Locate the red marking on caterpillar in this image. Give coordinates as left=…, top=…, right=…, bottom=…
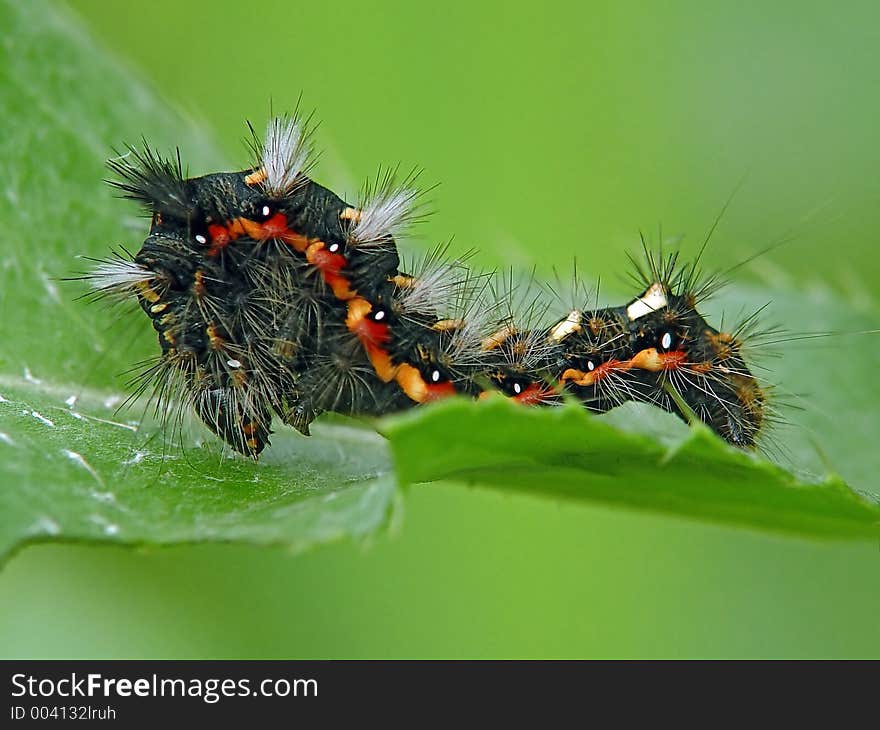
left=206, top=223, right=232, bottom=254
left=209, top=213, right=315, bottom=253
left=346, top=298, right=395, bottom=382
left=629, top=348, right=688, bottom=372
left=512, top=382, right=557, bottom=406
left=306, top=242, right=356, bottom=300
left=85, top=112, right=796, bottom=458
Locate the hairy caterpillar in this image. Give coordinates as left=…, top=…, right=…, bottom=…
left=83, top=114, right=770, bottom=458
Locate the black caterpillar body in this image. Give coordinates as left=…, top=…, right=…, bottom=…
left=85, top=115, right=766, bottom=457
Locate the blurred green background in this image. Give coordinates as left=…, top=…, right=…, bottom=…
left=1, top=0, right=879, bottom=657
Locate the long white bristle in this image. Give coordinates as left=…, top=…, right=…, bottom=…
left=397, top=253, right=470, bottom=316
left=261, top=115, right=312, bottom=196
left=348, top=170, right=423, bottom=245
left=89, top=260, right=154, bottom=292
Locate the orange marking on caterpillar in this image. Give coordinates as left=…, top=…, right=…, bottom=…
left=346, top=297, right=459, bottom=403
left=307, top=241, right=355, bottom=300
left=242, top=213, right=294, bottom=242
left=481, top=324, right=516, bottom=351
left=394, top=363, right=456, bottom=403
left=206, top=324, right=225, bottom=350
left=562, top=349, right=688, bottom=387
left=346, top=298, right=395, bottom=382
left=560, top=359, right=627, bottom=387
left=345, top=298, right=390, bottom=346
left=513, top=382, right=555, bottom=405
left=244, top=168, right=267, bottom=185
left=134, top=280, right=161, bottom=303
left=390, top=274, right=415, bottom=289
left=729, top=373, right=766, bottom=420
left=367, top=347, right=397, bottom=383
left=423, top=380, right=458, bottom=401
left=433, top=319, right=465, bottom=333
left=587, top=316, right=613, bottom=336
left=193, top=270, right=207, bottom=298
left=706, top=330, right=739, bottom=361
left=629, top=348, right=686, bottom=372
left=208, top=214, right=317, bottom=255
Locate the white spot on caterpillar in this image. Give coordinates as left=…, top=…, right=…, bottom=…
left=549, top=310, right=582, bottom=342
left=195, top=234, right=207, bottom=244
left=262, top=205, right=271, bottom=217
left=65, top=395, right=77, bottom=407
left=62, top=449, right=104, bottom=487
left=328, top=243, right=340, bottom=253
left=587, top=361, right=596, bottom=371
left=627, top=282, right=668, bottom=321
left=227, top=359, right=242, bottom=368
left=431, top=370, right=441, bottom=383
left=661, top=331, right=673, bottom=350
left=374, top=310, right=385, bottom=321
left=31, top=411, right=54, bottom=427
left=513, top=382, right=522, bottom=394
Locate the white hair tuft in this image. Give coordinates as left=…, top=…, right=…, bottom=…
left=258, top=115, right=315, bottom=196
left=89, top=259, right=155, bottom=293
left=347, top=168, right=426, bottom=246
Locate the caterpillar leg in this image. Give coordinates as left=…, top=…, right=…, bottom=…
left=194, top=387, right=273, bottom=457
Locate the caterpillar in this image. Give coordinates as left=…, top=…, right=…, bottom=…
left=82, top=113, right=769, bottom=458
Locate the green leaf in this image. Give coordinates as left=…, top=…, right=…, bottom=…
left=382, top=283, right=880, bottom=540
left=0, top=375, right=397, bottom=560
left=1, top=0, right=877, bottom=564
left=382, top=397, right=880, bottom=540
left=0, top=0, right=398, bottom=562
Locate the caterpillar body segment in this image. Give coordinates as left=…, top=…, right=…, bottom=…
left=88, top=115, right=769, bottom=455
